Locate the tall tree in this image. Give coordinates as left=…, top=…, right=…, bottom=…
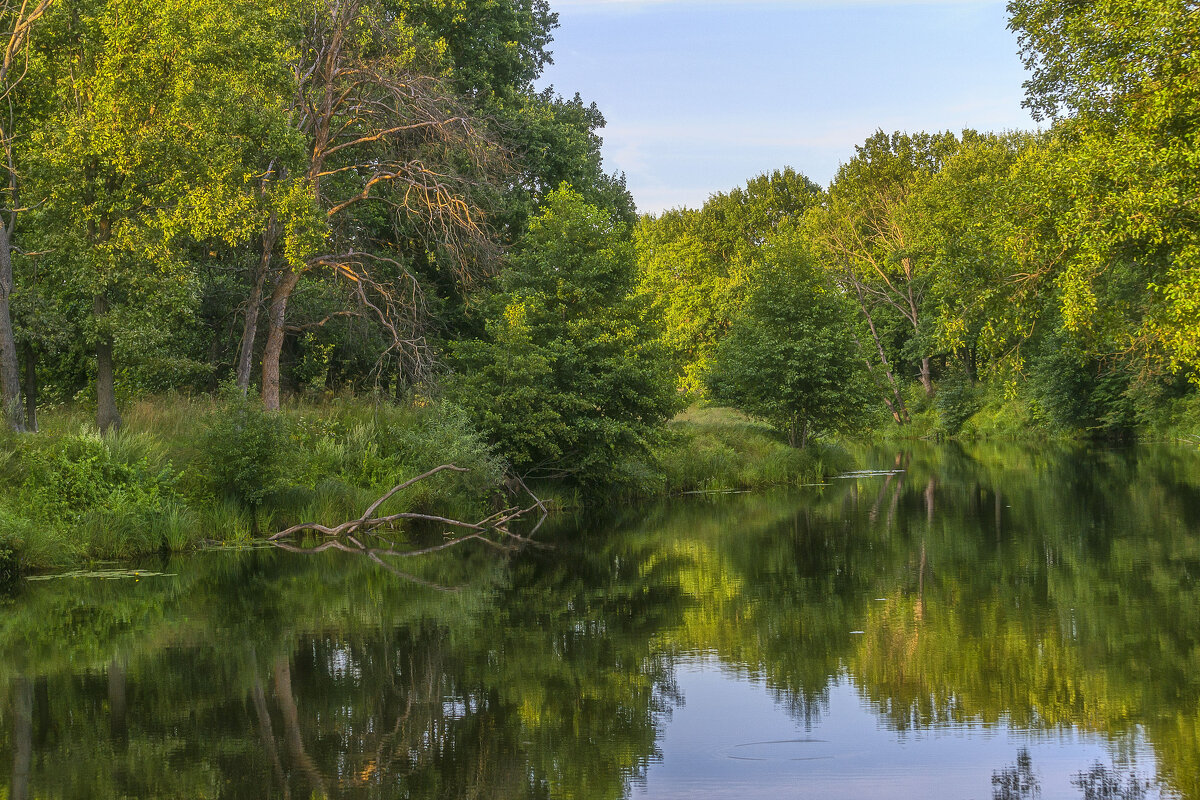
left=808, top=130, right=959, bottom=417
left=32, top=0, right=298, bottom=430
left=450, top=186, right=677, bottom=488
left=908, top=131, right=1042, bottom=380
left=706, top=227, right=868, bottom=448
left=1008, top=0, right=1200, bottom=377
left=0, top=0, right=54, bottom=432
left=255, top=0, right=502, bottom=410
left=635, top=168, right=821, bottom=395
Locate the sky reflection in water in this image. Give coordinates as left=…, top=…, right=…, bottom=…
left=1, top=441, right=1197, bottom=799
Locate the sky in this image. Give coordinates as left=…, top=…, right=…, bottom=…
left=535, top=0, right=1039, bottom=213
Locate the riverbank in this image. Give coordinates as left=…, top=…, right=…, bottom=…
left=0, top=398, right=854, bottom=573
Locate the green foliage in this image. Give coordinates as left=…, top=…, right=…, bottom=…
left=705, top=231, right=868, bottom=447
left=197, top=394, right=288, bottom=512
left=934, top=370, right=982, bottom=436
left=1027, top=333, right=1137, bottom=437
left=0, top=426, right=185, bottom=566
left=635, top=168, right=823, bottom=395
left=653, top=406, right=853, bottom=492
left=450, top=187, right=679, bottom=489
left=0, top=394, right=513, bottom=569
left=15, top=430, right=176, bottom=526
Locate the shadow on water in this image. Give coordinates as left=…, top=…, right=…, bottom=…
left=1, top=441, right=1199, bottom=798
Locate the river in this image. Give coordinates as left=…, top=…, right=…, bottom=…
left=2, top=441, right=1198, bottom=799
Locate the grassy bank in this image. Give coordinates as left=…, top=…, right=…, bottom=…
left=0, top=395, right=505, bottom=572
left=651, top=406, right=855, bottom=493
left=0, top=399, right=856, bottom=574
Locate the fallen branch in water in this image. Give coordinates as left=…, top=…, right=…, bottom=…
left=268, top=464, right=548, bottom=564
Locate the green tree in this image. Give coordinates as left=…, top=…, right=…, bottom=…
left=28, top=0, right=299, bottom=430
left=450, top=186, right=677, bottom=488
left=907, top=131, right=1042, bottom=380
left=705, top=229, right=868, bottom=448
left=808, top=130, right=960, bottom=419
left=1008, top=0, right=1200, bottom=380
left=0, top=0, right=53, bottom=433
left=635, top=168, right=822, bottom=395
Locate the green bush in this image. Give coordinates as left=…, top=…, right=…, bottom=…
left=449, top=187, right=679, bottom=492
left=197, top=397, right=288, bottom=513
left=936, top=371, right=982, bottom=436
left=17, top=430, right=176, bottom=525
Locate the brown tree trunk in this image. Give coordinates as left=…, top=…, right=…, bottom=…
left=273, top=657, right=327, bottom=796
left=237, top=214, right=278, bottom=395
left=851, top=283, right=909, bottom=425
left=920, top=356, right=933, bottom=398
left=94, top=293, right=121, bottom=433
left=10, top=676, right=32, bottom=800
left=22, top=341, right=35, bottom=432
left=252, top=676, right=290, bottom=799
left=262, top=270, right=300, bottom=411
left=0, top=223, right=23, bottom=433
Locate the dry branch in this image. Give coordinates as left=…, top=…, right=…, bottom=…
left=268, top=464, right=549, bottom=565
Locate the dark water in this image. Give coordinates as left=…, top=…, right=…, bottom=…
left=2, top=442, right=1200, bottom=799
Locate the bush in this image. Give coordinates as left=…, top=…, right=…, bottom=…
left=197, top=396, right=288, bottom=514
left=449, top=187, right=679, bottom=491
left=936, top=371, right=982, bottom=436
left=16, top=430, right=176, bottom=526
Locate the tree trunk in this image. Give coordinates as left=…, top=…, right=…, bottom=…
left=0, top=223, right=23, bottom=433
left=262, top=270, right=300, bottom=411
left=95, top=293, right=121, bottom=433
left=920, top=356, right=933, bottom=398
left=273, top=657, right=327, bottom=796
left=22, top=341, right=35, bottom=432
left=10, top=676, right=32, bottom=800
left=236, top=214, right=278, bottom=395
left=851, top=283, right=909, bottom=424
left=252, top=676, right=290, bottom=799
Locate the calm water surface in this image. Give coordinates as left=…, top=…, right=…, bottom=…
left=2, top=442, right=1199, bottom=799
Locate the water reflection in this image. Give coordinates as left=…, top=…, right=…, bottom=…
left=1, top=442, right=1198, bottom=798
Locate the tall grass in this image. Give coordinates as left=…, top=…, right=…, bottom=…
left=651, top=406, right=854, bottom=494
left=0, top=394, right=505, bottom=571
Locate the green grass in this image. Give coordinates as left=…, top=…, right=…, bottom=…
left=1, top=397, right=863, bottom=573
left=0, top=394, right=505, bottom=572
left=652, top=406, right=855, bottom=494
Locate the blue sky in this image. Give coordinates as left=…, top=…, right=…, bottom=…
left=535, top=0, right=1038, bottom=213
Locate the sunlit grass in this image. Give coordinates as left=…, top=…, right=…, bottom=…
left=654, top=405, right=854, bottom=493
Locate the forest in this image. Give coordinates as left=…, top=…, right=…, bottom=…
left=0, top=0, right=1198, bottom=570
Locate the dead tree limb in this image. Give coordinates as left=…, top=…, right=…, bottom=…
left=268, top=463, right=549, bottom=564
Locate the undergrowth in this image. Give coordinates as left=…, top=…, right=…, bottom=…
left=0, top=394, right=504, bottom=571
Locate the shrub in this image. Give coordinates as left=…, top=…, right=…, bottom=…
left=197, top=396, right=288, bottom=515
left=936, top=371, right=982, bottom=436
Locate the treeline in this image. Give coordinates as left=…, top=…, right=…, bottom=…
left=1, top=0, right=1197, bottom=502
left=638, top=0, right=1200, bottom=440
left=0, top=0, right=643, bottom=425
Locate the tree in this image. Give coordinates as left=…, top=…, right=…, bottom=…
left=907, top=131, right=1042, bottom=380
left=1008, top=0, right=1200, bottom=379
left=449, top=186, right=677, bottom=488
left=705, top=229, right=868, bottom=448
left=635, top=168, right=822, bottom=395
left=252, top=0, right=503, bottom=411
left=29, top=0, right=299, bottom=430
left=808, top=130, right=959, bottom=418
left=0, top=0, right=54, bottom=432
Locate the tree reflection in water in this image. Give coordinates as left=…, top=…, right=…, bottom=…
left=0, top=442, right=1198, bottom=799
